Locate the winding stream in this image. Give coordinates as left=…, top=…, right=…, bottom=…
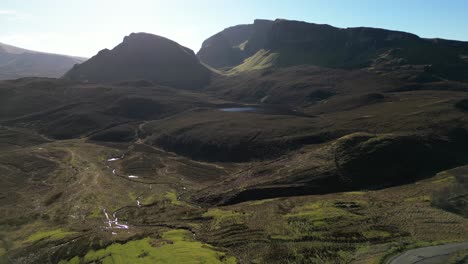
left=100, top=152, right=199, bottom=235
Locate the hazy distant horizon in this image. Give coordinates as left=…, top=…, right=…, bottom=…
left=1, top=0, right=468, bottom=57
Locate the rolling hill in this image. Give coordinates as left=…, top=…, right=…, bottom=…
left=0, top=42, right=86, bottom=80
left=64, top=33, right=212, bottom=89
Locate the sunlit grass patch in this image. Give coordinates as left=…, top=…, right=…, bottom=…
left=60, top=230, right=236, bottom=264
left=285, top=201, right=363, bottom=219
left=345, top=191, right=367, bottom=195
left=404, top=195, right=431, bottom=203
left=164, top=191, right=183, bottom=206
left=362, top=230, right=391, bottom=239
left=128, top=191, right=138, bottom=201
left=59, top=256, right=80, bottom=264
left=278, top=201, right=367, bottom=240
left=431, top=176, right=455, bottom=184
left=130, top=191, right=161, bottom=205
left=203, top=208, right=249, bottom=230
left=87, top=207, right=102, bottom=219
left=140, top=194, right=161, bottom=205
left=229, top=49, right=279, bottom=73
left=25, top=229, right=78, bottom=243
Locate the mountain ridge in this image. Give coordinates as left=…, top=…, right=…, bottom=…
left=198, top=19, right=468, bottom=82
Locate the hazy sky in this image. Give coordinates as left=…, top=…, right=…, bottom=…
left=1, top=0, right=467, bottom=57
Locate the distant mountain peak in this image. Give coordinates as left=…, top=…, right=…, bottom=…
left=0, top=42, right=86, bottom=80
left=63, top=32, right=211, bottom=89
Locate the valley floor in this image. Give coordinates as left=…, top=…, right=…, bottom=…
left=0, top=134, right=466, bottom=264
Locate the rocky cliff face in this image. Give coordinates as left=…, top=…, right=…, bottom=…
left=197, top=24, right=254, bottom=68
left=199, top=19, right=468, bottom=82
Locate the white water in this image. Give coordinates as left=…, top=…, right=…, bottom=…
left=107, top=154, right=125, bottom=162
left=102, top=209, right=129, bottom=230
left=108, top=155, right=141, bottom=180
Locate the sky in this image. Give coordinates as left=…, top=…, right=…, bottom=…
left=1, top=0, right=468, bottom=58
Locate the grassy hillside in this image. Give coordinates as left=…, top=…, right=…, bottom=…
left=0, top=135, right=466, bottom=263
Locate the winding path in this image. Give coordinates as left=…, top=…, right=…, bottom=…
left=386, top=242, right=468, bottom=264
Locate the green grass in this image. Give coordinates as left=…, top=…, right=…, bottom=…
left=285, top=201, right=361, bottom=220
left=229, top=49, right=279, bottom=73
left=60, top=230, right=236, bottom=264
left=25, top=229, right=78, bottom=243
left=59, top=256, right=80, bottom=264
left=362, top=230, right=392, bottom=239
left=404, top=195, right=431, bottom=202
left=278, top=201, right=366, bottom=240
left=345, top=191, right=367, bottom=195
left=87, top=207, right=103, bottom=219
left=164, top=191, right=183, bottom=206
left=203, top=208, right=248, bottom=230
left=431, top=175, right=455, bottom=184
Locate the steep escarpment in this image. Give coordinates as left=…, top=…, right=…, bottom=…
left=197, top=20, right=274, bottom=68
left=197, top=24, right=254, bottom=68
left=200, top=19, right=468, bottom=82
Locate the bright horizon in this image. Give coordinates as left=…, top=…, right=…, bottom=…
left=1, top=0, right=468, bottom=58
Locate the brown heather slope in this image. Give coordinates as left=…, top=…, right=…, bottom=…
left=204, top=65, right=405, bottom=105
left=0, top=78, right=225, bottom=140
